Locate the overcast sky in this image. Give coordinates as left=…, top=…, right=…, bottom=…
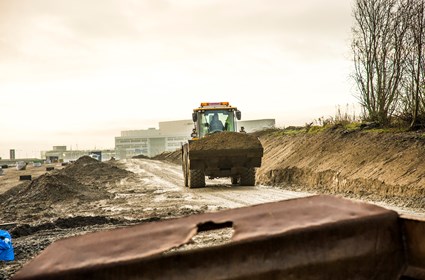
left=0, top=0, right=357, bottom=159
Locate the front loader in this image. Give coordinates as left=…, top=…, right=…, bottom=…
left=182, top=102, right=263, bottom=188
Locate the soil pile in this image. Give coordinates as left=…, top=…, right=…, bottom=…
left=256, top=127, right=425, bottom=209
left=190, top=132, right=262, bottom=151
left=62, top=156, right=133, bottom=186
left=2, top=173, right=107, bottom=205
left=132, top=154, right=149, bottom=159
left=0, top=173, right=111, bottom=223
left=152, top=150, right=181, bottom=165
left=151, top=133, right=262, bottom=163
left=0, top=158, right=137, bottom=280
left=0, top=156, right=134, bottom=223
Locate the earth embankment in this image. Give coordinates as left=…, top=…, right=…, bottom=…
left=256, top=127, right=425, bottom=209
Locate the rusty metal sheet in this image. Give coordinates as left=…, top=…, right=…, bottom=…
left=13, top=195, right=404, bottom=280
left=401, top=217, right=425, bottom=279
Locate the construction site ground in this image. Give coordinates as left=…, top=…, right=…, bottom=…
left=1, top=126, right=425, bottom=279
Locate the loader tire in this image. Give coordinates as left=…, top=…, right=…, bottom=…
left=231, top=177, right=239, bottom=185
left=188, top=169, right=205, bottom=188
left=182, top=154, right=188, bottom=187
left=239, top=168, right=255, bottom=186
left=183, top=157, right=189, bottom=187
left=182, top=144, right=189, bottom=187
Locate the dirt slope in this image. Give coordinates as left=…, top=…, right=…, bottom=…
left=256, top=127, right=425, bottom=209
left=152, top=149, right=181, bottom=165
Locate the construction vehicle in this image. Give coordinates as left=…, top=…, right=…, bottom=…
left=182, top=102, right=263, bottom=188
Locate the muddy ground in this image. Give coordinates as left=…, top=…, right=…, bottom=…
left=1, top=128, right=425, bottom=279
left=0, top=156, right=306, bottom=279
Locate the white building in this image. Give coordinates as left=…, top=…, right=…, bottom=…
left=115, top=118, right=275, bottom=159
left=115, top=120, right=193, bottom=159
left=41, top=146, right=116, bottom=162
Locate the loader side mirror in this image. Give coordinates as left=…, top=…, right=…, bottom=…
left=192, top=113, right=197, bottom=122
left=236, top=110, right=241, bottom=120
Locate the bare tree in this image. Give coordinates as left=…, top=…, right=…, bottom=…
left=403, top=0, right=425, bottom=129
left=352, top=0, right=409, bottom=125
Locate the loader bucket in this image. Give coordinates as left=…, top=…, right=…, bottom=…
left=186, top=132, right=263, bottom=178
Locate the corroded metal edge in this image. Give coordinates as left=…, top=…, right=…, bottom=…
left=13, top=195, right=408, bottom=280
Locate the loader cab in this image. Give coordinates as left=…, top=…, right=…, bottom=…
left=192, top=102, right=241, bottom=139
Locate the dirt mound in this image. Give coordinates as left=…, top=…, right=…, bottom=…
left=0, top=156, right=134, bottom=224
left=256, top=128, right=425, bottom=209
left=0, top=172, right=111, bottom=221
left=75, top=155, right=98, bottom=164
left=150, top=133, right=262, bottom=164
left=62, top=156, right=133, bottom=185
left=152, top=150, right=181, bottom=165
left=132, top=154, right=150, bottom=159
left=8, top=173, right=108, bottom=204
left=190, top=132, right=262, bottom=151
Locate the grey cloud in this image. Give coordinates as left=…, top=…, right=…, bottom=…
left=0, top=0, right=353, bottom=80
left=0, top=0, right=353, bottom=41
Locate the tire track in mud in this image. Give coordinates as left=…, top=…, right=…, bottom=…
left=194, top=186, right=309, bottom=209
left=123, top=159, right=425, bottom=218
left=123, top=159, right=311, bottom=211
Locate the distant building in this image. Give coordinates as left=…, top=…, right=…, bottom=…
left=52, top=146, right=66, bottom=152
left=40, top=146, right=116, bottom=162
left=41, top=119, right=275, bottom=161
left=115, top=118, right=275, bottom=159
left=9, top=149, right=15, bottom=160
left=115, top=120, right=193, bottom=159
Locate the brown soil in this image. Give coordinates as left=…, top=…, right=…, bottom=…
left=2, top=129, right=425, bottom=279
left=0, top=157, right=140, bottom=279
left=61, top=156, right=132, bottom=185
left=256, top=127, right=425, bottom=209
left=152, top=149, right=181, bottom=165
left=0, top=156, right=132, bottom=224
left=2, top=173, right=107, bottom=205
left=132, top=154, right=150, bottom=159
left=0, top=164, right=59, bottom=195
left=189, top=132, right=262, bottom=151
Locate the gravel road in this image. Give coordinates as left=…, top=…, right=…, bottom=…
left=124, top=158, right=311, bottom=209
